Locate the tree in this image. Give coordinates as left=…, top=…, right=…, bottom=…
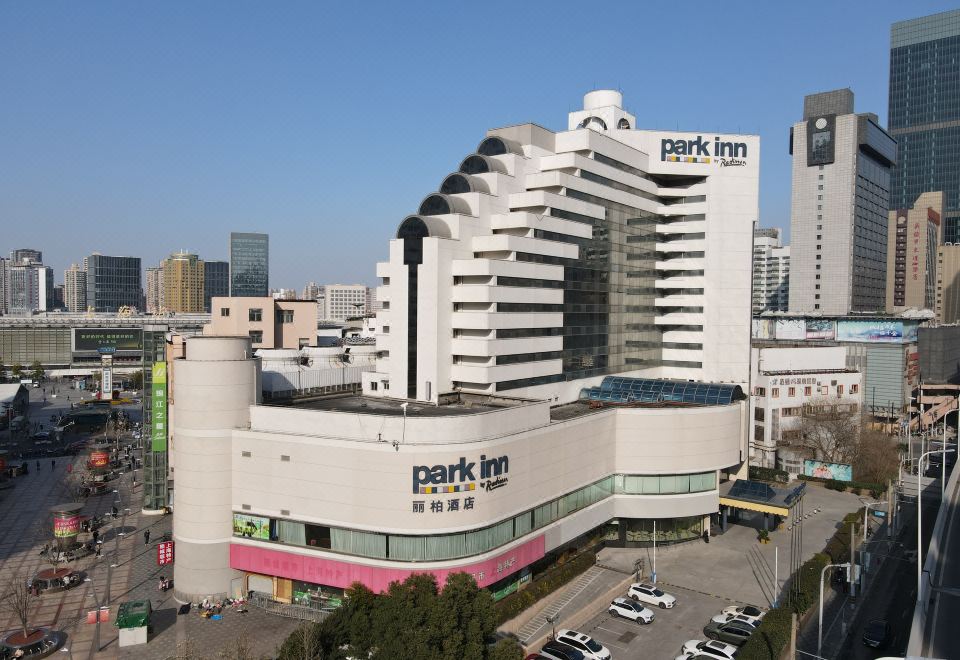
left=11, top=363, right=22, bottom=380
left=1, top=573, right=34, bottom=640
left=797, top=398, right=861, bottom=464
left=29, top=360, right=44, bottom=383
left=853, top=425, right=900, bottom=485
left=435, top=572, right=496, bottom=660
left=131, top=370, right=144, bottom=391
left=489, top=639, right=524, bottom=660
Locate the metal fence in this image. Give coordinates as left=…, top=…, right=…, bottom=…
left=249, top=593, right=333, bottom=623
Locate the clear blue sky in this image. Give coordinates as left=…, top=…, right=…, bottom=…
left=1, top=1, right=955, bottom=290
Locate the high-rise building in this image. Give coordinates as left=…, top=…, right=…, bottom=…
left=229, top=232, right=269, bottom=297
left=323, top=284, right=368, bottom=321
left=887, top=191, right=942, bottom=312
left=301, top=282, right=323, bottom=301
left=787, top=89, right=896, bottom=315
left=366, top=286, right=381, bottom=314
left=145, top=266, right=164, bottom=314
left=203, top=261, right=229, bottom=312
left=752, top=228, right=790, bottom=313
left=64, top=263, right=88, bottom=313
left=370, top=90, right=759, bottom=401
left=85, top=254, right=142, bottom=312
left=8, top=265, right=40, bottom=314
left=889, top=9, right=960, bottom=243
left=10, top=249, right=42, bottom=265
left=162, top=252, right=205, bottom=314
left=937, top=245, right=960, bottom=324
left=0, top=258, right=8, bottom=315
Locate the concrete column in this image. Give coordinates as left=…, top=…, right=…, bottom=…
left=172, top=336, right=259, bottom=602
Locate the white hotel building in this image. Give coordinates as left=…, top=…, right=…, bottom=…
left=170, top=91, right=761, bottom=604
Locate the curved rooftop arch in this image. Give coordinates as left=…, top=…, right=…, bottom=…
left=577, top=116, right=608, bottom=131
left=477, top=136, right=523, bottom=157
left=617, top=118, right=631, bottom=130
left=396, top=215, right=429, bottom=240
left=418, top=193, right=471, bottom=217
left=579, top=376, right=745, bottom=407
left=459, top=154, right=507, bottom=175
left=440, top=173, right=490, bottom=195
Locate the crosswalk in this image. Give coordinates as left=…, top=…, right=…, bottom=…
left=517, top=566, right=606, bottom=644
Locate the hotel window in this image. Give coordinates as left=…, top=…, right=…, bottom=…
left=851, top=384, right=859, bottom=394
left=788, top=387, right=795, bottom=396
left=249, top=330, right=263, bottom=343
left=771, top=388, right=779, bottom=398
left=755, top=387, right=766, bottom=396
left=249, top=308, right=263, bottom=322
left=220, top=308, right=230, bottom=317
left=804, top=386, right=812, bottom=396
left=279, top=310, right=294, bottom=323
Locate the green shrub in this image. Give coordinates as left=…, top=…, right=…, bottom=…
left=749, top=466, right=790, bottom=484
left=798, top=474, right=885, bottom=493
left=736, top=605, right=794, bottom=660
left=493, top=551, right=596, bottom=625
left=851, top=487, right=862, bottom=496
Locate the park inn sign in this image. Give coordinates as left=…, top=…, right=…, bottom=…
left=410, top=453, right=510, bottom=516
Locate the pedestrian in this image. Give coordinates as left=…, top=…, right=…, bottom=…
left=35, top=460, right=40, bottom=471
left=95, top=544, right=101, bottom=558
left=144, top=529, right=151, bottom=545
left=51, top=459, right=55, bottom=470
left=92, top=530, right=99, bottom=543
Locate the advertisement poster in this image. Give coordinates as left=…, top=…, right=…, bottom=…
left=836, top=320, right=904, bottom=343
left=775, top=319, right=805, bottom=340
left=90, top=451, right=110, bottom=468
left=54, top=515, right=81, bottom=538
left=152, top=362, right=167, bottom=453
left=233, top=513, right=271, bottom=540
left=805, top=319, right=835, bottom=340
left=803, top=460, right=853, bottom=482
left=752, top=319, right=774, bottom=340
left=73, top=328, right=143, bottom=352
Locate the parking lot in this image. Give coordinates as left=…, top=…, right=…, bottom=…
left=570, top=582, right=742, bottom=659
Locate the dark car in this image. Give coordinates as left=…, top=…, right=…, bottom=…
left=539, top=640, right=585, bottom=660
left=703, top=620, right=755, bottom=646
left=862, top=619, right=890, bottom=648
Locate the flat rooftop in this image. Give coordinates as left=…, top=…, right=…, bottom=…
left=270, top=393, right=522, bottom=417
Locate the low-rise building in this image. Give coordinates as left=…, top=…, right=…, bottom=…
left=206, top=297, right=318, bottom=349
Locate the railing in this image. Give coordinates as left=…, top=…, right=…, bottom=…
left=249, top=592, right=335, bottom=623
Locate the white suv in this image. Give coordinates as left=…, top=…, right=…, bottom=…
left=710, top=611, right=761, bottom=628
left=628, top=582, right=676, bottom=609
left=680, top=639, right=738, bottom=660
left=553, top=629, right=611, bottom=660
left=608, top=597, right=654, bottom=624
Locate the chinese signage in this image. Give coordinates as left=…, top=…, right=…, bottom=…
left=411, top=454, right=509, bottom=515
left=755, top=319, right=919, bottom=344
left=768, top=377, right=817, bottom=387
left=101, top=354, right=113, bottom=401
left=53, top=515, right=81, bottom=538
left=233, top=513, right=271, bottom=540
left=90, top=450, right=110, bottom=468
left=157, top=541, right=174, bottom=565
left=803, top=460, right=853, bottom=482
left=73, top=328, right=143, bottom=352
left=836, top=320, right=917, bottom=344
left=151, top=362, right=167, bottom=452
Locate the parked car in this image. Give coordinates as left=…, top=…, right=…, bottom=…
left=608, top=596, right=654, bottom=624
left=862, top=619, right=890, bottom=648
left=552, top=630, right=610, bottom=660
left=710, top=611, right=762, bottom=628
left=721, top=604, right=767, bottom=619
left=702, top=620, right=755, bottom=646
left=628, top=582, right=676, bottom=609
left=675, top=654, right=721, bottom=660
left=31, top=431, right=51, bottom=441
left=680, top=639, right=738, bottom=660
left=538, top=640, right=585, bottom=660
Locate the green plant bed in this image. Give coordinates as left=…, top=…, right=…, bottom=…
left=493, top=551, right=597, bottom=626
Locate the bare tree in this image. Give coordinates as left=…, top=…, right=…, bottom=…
left=218, top=631, right=253, bottom=660
left=853, top=425, right=900, bottom=485
left=1, top=573, right=34, bottom=640
left=798, top=397, right=861, bottom=464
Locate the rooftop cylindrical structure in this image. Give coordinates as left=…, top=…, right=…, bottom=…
left=584, top=89, right=622, bottom=110
left=172, top=336, right=260, bottom=602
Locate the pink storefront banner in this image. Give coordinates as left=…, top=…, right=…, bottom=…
left=230, top=534, right=545, bottom=592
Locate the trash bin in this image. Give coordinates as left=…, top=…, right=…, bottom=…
left=115, top=600, right=152, bottom=647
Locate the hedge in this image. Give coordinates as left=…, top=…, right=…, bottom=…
left=493, top=551, right=596, bottom=626
left=797, top=473, right=885, bottom=494
left=748, top=466, right=790, bottom=484
left=736, top=508, right=865, bottom=660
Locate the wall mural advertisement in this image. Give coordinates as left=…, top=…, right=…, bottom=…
left=805, top=319, right=835, bottom=340
left=803, top=460, right=853, bottom=482
left=233, top=513, right=271, bottom=540
left=775, top=319, right=805, bottom=340
left=836, top=320, right=909, bottom=343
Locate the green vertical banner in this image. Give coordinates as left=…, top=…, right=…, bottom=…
left=151, top=362, right=167, bottom=452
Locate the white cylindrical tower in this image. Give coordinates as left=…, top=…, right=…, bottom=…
left=583, top=89, right=623, bottom=110
left=172, top=336, right=260, bottom=602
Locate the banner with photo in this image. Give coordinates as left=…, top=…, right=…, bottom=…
left=233, top=513, right=271, bottom=540
left=805, top=319, right=835, bottom=340
left=836, top=320, right=904, bottom=343
left=803, top=460, right=853, bottom=482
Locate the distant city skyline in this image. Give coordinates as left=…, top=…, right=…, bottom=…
left=1, top=2, right=956, bottom=287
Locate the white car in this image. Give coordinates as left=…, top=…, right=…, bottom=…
left=608, top=596, right=654, bottom=623
left=710, top=611, right=761, bottom=628
left=681, top=639, right=738, bottom=660
left=722, top=604, right=767, bottom=619
left=628, top=582, right=676, bottom=609
left=553, top=629, right=611, bottom=660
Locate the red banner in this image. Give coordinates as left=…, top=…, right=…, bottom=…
left=157, top=541, right=174, bottom=566
left=90, top=451, right=110, bottom=468
left=54, top=515, right=81, bottom=538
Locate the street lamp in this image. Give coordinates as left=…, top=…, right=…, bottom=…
left=861, top=501, right=885, bottom=543
left=918, top=448, right=955, bottom=595
left=546, top=613, right=558, bottom=640
left=819, top=562, right=850, bottom=659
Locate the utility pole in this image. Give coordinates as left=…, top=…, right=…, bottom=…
left=850, top=521, right=856, bottom=598
left=790, top=612, right=797, bottom=659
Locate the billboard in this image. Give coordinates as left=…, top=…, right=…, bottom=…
left=90, top=450, right=110, bottom=468
left=157, top=541, right=174, bottom=566
left=803, top=460, right=853, bottom=482
left=53, top=515, right=81, bottom=538
left=775, top=319, right=805, bottom=340
left=151, top=362, right=167, bottom=453
left=73, top=329, right=143, bottom=352
left=752, top=319, right=774, bottom=340
left=836, top=320, right=907, bottom=344
left=805, top=319, right=835, bottom=340
left=233, top=513, right=271, bottom=540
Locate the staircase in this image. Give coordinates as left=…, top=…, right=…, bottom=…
left=516, top=566, right=605, bottom=644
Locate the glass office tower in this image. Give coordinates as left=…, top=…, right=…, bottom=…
left=889, top=9, right=960, bottom=242
left=203, top=260, right=229, bottom=312
left=229, top=233, right=269, bottom=297
left=85, top=254, right=142, bottom=312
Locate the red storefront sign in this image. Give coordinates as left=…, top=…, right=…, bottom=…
left=157, top=541, right=174, bottom=566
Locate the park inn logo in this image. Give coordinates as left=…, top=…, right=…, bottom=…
left=412, top=454, right=509, bottom=494
left=660, top=135, right=748, bottom=166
